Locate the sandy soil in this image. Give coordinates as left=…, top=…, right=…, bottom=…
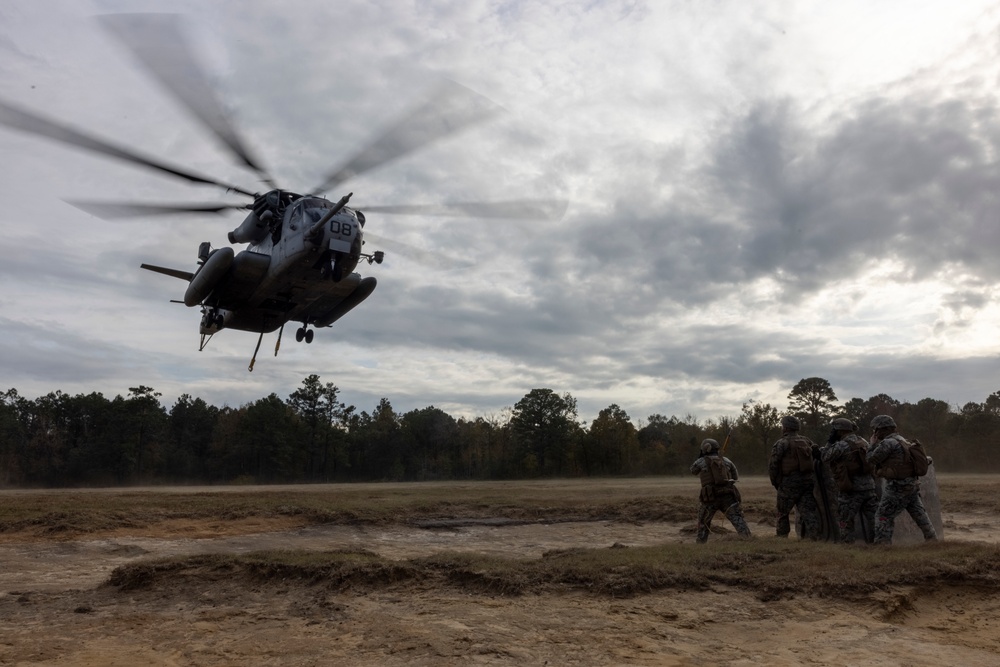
left=2, top=477, right=999, bottom=666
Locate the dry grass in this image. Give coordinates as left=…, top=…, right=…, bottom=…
left=0, top=473, right=986, bottom=536
left=8, top=474, right=999, bottom=601
left=935, top=475, right=1000, bottom=513
left=106, top=538, right=1000, bottom=600
left=0, top=477, right=705, bottom=537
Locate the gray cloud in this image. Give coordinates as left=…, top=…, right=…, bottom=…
left=2, top=1, right=999, bottom=424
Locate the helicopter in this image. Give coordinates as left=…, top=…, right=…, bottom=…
left=0, top=14, right=566, bottom=371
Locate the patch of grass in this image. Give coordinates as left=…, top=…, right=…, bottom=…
left=935, top=475, right=1000, bottom=513
left=0, top=479, right=714, bottom=536
left=0, top=473, right=991, bottom=537
left=107, top=549, right=420, bottom=592
left=105, top=538, right=1000, bottom=599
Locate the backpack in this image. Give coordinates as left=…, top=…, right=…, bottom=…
left=908, top=439, right=930, bottom=477
left=832, top=436, right=873, bottom=491
left=876, top=436, right=930, bottom=479
left=706, top=455, right=732, bottom=485
left=844, top=437, right=873, bottom=476
left=699, top=456, right=735, bottom=503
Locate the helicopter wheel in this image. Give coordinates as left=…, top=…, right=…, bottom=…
left=295, top=327, right=305, bottom=343
left=305, top=329, right=314, bottom=344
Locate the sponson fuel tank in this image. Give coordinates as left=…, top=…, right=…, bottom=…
left=184, top=247, right=234, bottom=307
left=313, top=277, right=377, bottom=327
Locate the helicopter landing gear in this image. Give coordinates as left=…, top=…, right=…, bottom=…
left=200, top=308, right=225, bottom=331
left=197, top=311, right=225, bottom=351
left=295, top=326, right=314, bottom=344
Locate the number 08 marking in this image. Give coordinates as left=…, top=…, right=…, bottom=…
left=329, top=220, right=353, bottom=236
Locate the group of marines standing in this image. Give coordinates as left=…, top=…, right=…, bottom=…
left=690, top=413, right=938, bottom=545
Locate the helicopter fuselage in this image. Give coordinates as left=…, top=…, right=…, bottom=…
left=160, top=192, right=378, bottom=338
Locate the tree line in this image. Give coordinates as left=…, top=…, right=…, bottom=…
left=1, top=375, right=998, bottom=487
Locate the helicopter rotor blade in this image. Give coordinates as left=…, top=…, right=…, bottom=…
left=311, top=80, right=503, bottom=195
left=142, top=263, right=194, bottom=281
left=99, top=14, right=276, bottom=189
left=363, top=231, right=472, bottom=271
left=357, top=199, right=569, bottom=220
left=0, top=99, right=257, bottom=197
left=65, top=200, right=249, bottom=219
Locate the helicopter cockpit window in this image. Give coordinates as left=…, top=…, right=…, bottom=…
left=287, top=198, right=333, bottom=232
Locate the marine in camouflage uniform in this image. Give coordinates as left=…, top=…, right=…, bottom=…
left=866, top=414, right=937, bottom=545
left=768, top=415, right=821, bottom=539
left=690, top=438, right=752, bottom=543
left=821, top=417, right=878, bottom=543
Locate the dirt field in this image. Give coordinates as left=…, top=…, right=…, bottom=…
left=2, top=475, right=999, bottom=666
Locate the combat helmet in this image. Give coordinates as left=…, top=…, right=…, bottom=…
left=780, top=415, right=801, bottom=431
left=870, top=414, right=897, bottom=431
left=830, top=417, right=857, bottom=432
left=700, top=438, right=720, bottom=455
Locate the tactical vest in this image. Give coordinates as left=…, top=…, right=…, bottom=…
left=780, top=436, right=815, bottom=475
left=875, top=435, right=915, bottom=479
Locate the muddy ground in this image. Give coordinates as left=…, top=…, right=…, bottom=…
left=2, top=476, right=999, bottom=666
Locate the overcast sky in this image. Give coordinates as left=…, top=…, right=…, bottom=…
left=1, top=0, right=999, bottom=425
